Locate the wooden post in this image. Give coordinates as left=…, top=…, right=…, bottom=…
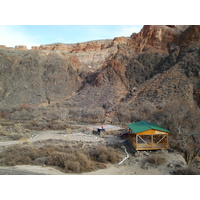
left=166, top=133, right=168, bottom=149
left=136, top=135, right=138, bottom=150
left=151, top=134, right=153, bottom=148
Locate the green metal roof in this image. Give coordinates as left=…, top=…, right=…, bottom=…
left=128, top=121, right=170, bottom=134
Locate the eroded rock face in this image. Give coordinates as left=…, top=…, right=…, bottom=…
left=179, top=25, right=200, bottom=46
left=112, top=36, right=129, bottom=45
left=0, top=25, right=200, bottom=122
left=31, top=39, right=119, bottom=75
left=0, top=45, right=28, bottom=50
left=0, top=45, right=7, bottom=49
left=15, top=45, right=28, bottom=50
left=31, top=40, right=114, bottom=52
left=131, top=25, right=189, bottom=53
left=82, top=25, right=200, bottom=110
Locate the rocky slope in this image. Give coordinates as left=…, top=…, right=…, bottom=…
left=0, top=36, right=130, bottom=106
left=83, top=25, right=200, bottom=109
left=0, top=50, right=82, bottom=106
left=0, top=25, right=200, bottom=123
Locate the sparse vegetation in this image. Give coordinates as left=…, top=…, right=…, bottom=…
left=143, top=155, right=166, bottom=167
left=89, top=146, right=121, bottom=164
left=69, top=107, right=105, bottom=123
left=151, top=100, right=200, bottom=165
left=0, top=111, right=7, bottom=119
left=115, top=101, right=157, bottom=124
left=0, top=143, right=121, bottom=173
left=172, top=167, right=200, bottom=175
left=0, top=123, right=31, bottom=140
left=19, top=103, right=32, bottom=111
left=47, top=151, right=97, bottom=173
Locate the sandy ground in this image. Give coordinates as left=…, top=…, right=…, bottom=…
left=81, top=164, right=164, bottom=175
left=0, top=165, right=65, bottom=175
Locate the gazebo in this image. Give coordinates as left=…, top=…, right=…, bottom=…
left=127, top=121, right=170, bottom=151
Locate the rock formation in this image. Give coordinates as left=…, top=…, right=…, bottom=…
left=15, top=45, right=28, bottom=50
left=130, top=25, right=189, bottom=53
left=0, top=25, right=199, bottom=123
left=31, top=40, right=113, bottom=52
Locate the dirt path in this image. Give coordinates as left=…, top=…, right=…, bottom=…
left=0, top=165, right=65, bottom=175
left=81, top=164, right=164, bottom=175
left=30, top=130, right=105, bottom=143
left=0, top=130, right=122, bottom=147
left=0, top=140, right=20, bottom=147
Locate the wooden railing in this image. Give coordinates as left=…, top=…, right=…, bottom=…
left=136, top=143, right=167, bottom=150
left=128, top=134, right=168, bottom=150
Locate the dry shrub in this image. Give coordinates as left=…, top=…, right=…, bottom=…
left=143, top=155, right=166, bottom=167
left=0, top=111, right=7, bottom=119
left=46, top=150, right=99, bottom=173
left=0, top=125, right=8, bottom=136
left=64, top=160, right=81, bottom=172
left=28, top=120, right=39, bottom=127
left=25, top=120, right=46, bottom=130
left=47, top=121, right=68, bottom=130
left=8, top=133, right=25, bottom=140
left=0, top=143, right=120, bottom=173
left=25, top=120, right=78, bottom=131
left=47, top=152, right=71, bottom=169
left=74, top=152, right=95, bottom=171
left=69, top=107, right=105, bottom=124
left=0, top=123, right=30, bottom=140
left=47, top=152, right=95, bottom=173
left=152, top=101, right=200, bottom=164
left=115, top=101, right=157, bottom=124
left=19, top=103, right=32, bottom=111
left=0, top=144, right=40, bottom=166
left=89, top=146, right=121, bottom=164
left=172, top=167, right=200, bottom=175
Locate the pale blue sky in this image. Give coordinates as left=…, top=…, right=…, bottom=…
left=0, top=25, right=143, bottom=49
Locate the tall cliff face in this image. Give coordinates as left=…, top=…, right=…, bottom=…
left=0, top=25, right=199, bottom=122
